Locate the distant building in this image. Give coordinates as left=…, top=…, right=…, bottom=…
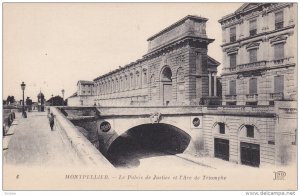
left=68, top=80, right=95, bottom=106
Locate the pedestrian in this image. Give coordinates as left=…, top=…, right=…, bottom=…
left=48, top=113, right=55, bottom=131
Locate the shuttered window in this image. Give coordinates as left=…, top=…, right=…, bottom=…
left=249, top=49, right=257, bottom=63
left=249, top=19, right=257, bottom=36
left=249, top=78, right=257, bottom=94
left=229, top=80, right=236, bottom=95
left=274, top=75, right=284, bottom=93
left=274, top=43, right=284, bottom=60
left=275, top=11, right=284, bottom=30
left=230, top=27, right=236, bottom=42
left=230, top=54, right=237, bottom=68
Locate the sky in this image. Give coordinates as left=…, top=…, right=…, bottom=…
left=3, top=3, right=243, bottom=101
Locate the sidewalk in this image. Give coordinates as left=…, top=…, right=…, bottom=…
left=3, top=111, right=82, bottom=167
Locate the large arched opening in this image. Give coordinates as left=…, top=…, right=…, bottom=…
left=106, top=123, right=191, bottom=168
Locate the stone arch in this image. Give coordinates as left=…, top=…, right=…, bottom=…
left=106, top=123, right=191, bottom=167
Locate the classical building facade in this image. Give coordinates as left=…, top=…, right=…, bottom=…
left=68, top=15, right=220, bottom=107
left=206, top=2, right=297, bottom=167
left=219, top=3, right=296, bottom=106
left=67, top=5, right=297, bottom=167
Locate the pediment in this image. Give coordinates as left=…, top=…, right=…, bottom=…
left=235, top=3, right=260, bottom=14
left=246, top=42, right=260, bottom=49
left=270, top=35, right=288, bottom=44
left=226, top=47, right=239, bottom=54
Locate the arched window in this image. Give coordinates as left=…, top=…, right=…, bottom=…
left=143, top=69, right=147, bottom=85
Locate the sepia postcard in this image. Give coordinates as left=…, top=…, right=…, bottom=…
left=2, top=2, right=297, bottom=191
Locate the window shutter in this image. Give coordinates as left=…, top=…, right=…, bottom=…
left=274, top=75, right=284, bottom=93
left=229, top=80, right=236, bottom=95
left=230, top=54, right=237, bottom=68
left=249, top=78, right=257, bottom=94
left=275, top=11, right=283, bottom=23
left=249, top=20, right=257, bottom=30
left=274, top=43, right=284, bottom=60
left=249, top=49, right=257, bottom=63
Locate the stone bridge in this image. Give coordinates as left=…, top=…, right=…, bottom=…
left=56, top=105, right=288, bottom=168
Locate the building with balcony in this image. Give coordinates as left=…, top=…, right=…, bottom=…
left=219, top=3, right=296, bottom=106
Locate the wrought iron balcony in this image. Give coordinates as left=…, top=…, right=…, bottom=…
left=270, top=92, right=284, bottom=100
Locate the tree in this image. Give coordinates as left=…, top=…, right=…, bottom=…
left=6, top=96, right=15, bottom=104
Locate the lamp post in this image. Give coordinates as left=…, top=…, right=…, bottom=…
left=20, top=82, right=26, bottom=117
left=51, top=94, right=54, bottom=106
left=61, top=89, right=65, bottom=106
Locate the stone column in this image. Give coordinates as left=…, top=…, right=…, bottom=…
left=208, top=72, right=211, bottom=97
left=213, top=73, right=217, bottom=96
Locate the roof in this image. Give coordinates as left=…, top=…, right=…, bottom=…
left=147, top=15, right=208, bottom=41
left=218, top=3, right=263, bottom=23
left=77, top=80, right=94, bottom=85
left=207, top=56, right=221, bottom=66
left=68, top=92, right=78, bottom=98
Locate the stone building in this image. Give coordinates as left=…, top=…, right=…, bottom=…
left=219, top=3, right=296, bottom=106
left=205, top=2, right=297, bottom=167
left=68, top=80, right=95, bottom=106
left=90, top=15, right=220, bottom=107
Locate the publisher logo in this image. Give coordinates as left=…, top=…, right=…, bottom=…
left=273, top=171, right=286, bottom=180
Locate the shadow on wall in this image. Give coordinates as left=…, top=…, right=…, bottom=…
left=106, top=123, right=191, bottom=168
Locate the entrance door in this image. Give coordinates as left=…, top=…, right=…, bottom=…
left=214, top=138, right=229, bottom=161
left=240, top=142, right=260, bottom=167
left=163, top=84, right=172, bottom=105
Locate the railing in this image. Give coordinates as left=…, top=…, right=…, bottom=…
left=224, top=95, right=237, bottom=100
left=223, top=57, right=295, bottom=74
left=272, top=57, right=294, bottom=65
left=270, top=92, right=284, bottom=100
left=246, top=94, right=258, bottom=100
left=237, top=61, right=267, bottom=72
left=206, top=105, right=275, bottom=113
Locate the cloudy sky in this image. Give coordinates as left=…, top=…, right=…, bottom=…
left=3, top=3, right=243, bottom=101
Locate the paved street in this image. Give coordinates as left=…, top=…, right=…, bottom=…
left=4, top=111, right=82, bottom=167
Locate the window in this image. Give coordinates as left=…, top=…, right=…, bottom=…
left=249, top=49, right=257, bottom=63
left=246, top=125, right=254, bottom=138
left=275, top=11, right=284, bottom=30
left=249, top=78, right=257, bottom=94
left=249, top=19, right=257, bottom=36
left=230, top=27, right=236, bottom=42
left=219, top=123, right=225, bottom=134
left=274, top=75, right=284, bottom=93
left=274, top=43, right=284, bottom=60
left=143, top=72, right=147, bottom=84
left=229, top=80, right=236, bottom=95
left=229, top=54, right=237, bottom=69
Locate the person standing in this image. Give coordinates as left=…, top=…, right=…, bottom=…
left=48, top=113, right=55, bottom=131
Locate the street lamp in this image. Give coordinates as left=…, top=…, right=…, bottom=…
left=20, top=82, right=26, bottom=118
left=61, top=89, right=65, bottom=106
left=51, top=94, right=54, bottom=106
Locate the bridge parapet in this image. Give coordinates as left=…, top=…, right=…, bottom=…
left=96, top=106, right=203, bottom=117
left=203, top=105, right=276, bottom=116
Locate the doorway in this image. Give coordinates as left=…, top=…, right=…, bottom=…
left=214, top=138, right=229, bottom=161
left=240, top=142, right=260, bottom=167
